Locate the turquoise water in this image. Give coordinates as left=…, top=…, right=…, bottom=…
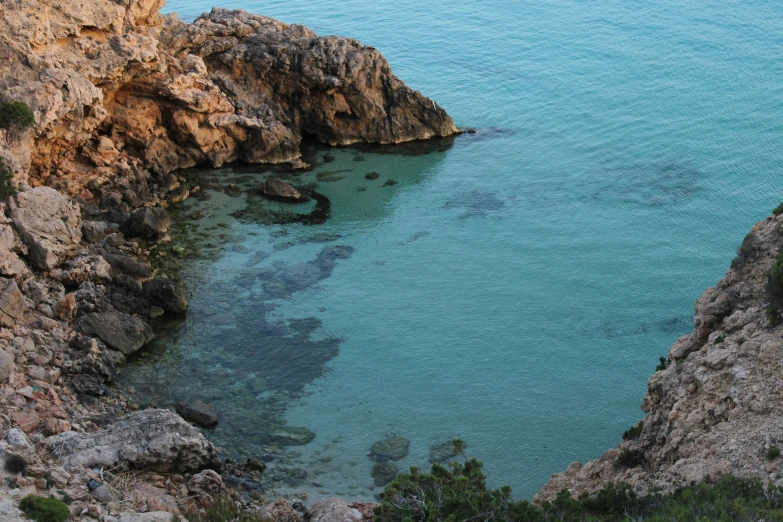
left=122, top=0, right=783, bottom=500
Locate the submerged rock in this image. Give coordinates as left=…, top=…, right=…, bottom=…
left=176, top=400, right=218, bottom=427
left=76, top=310, right=154, bottom=355
left=260, top=179, right=306, bottom=203
left=369, top=435, right=410, bottom=461
left=429, top=441, right=459, bottom=463
left=371, top=461, right=398, bottom=487
left=267, top=426, right=316, bottom=446
left=48, top=409, right=220, bottom=473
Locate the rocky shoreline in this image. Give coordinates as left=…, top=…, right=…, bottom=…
left=0, top=0, right=457, bottom=520
left=536, top=211, right=783, bottom=502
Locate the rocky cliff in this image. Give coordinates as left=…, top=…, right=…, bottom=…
left=1, top=0, right=457, bottom=193
left=536, top=211, right=783, bottom=501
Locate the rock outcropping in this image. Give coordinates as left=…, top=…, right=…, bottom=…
left=537, top=211, right=783, bottom=501
left=0, top=0, right=457, bottom=193
left=48, top=408, right=220, bottom=473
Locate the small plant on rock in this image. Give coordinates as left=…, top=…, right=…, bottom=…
left=622, top=422, right=644, bottom=441
left=0, top=157, right=16, bottom=201
left=18, top=495, right=69, bottom=522
left=655, top=356, right=669, bottom=372
left=768, top=445, right=781, bottom=460
left=769, top=307, right=780, bottom=328
left=768, top=249, right=783, bottom=306
left=4, top=453, right=27, bottom=474
left=0, top=101, right=34, bottom=143
left=774, top=202, right=783, bottom=216
left=714, top=334, right=726, bottom=344
left=738, top=337, right=746, bottom=346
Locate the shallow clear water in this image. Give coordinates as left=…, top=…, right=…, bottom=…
left=119, top=0, right=783, bottom=501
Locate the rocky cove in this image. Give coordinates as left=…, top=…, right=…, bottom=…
left=1, top=0, right=783, bottom=521
left=0, top=0, right=458, bottom=519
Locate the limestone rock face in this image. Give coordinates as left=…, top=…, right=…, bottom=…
left=76, top=310, right=154, bottom=355
left=0, top=277, right=26, bottom=327
left=536, top=211, right=783, bottom=501
left=8, top=188, right=81, bottom=270
left=259, top=500, right=303, bottom=522
left=47, top=408, right=220, bottom=473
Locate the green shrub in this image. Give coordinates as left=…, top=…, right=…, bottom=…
left=173, top=498, right=267, bottom=522
left=615, top=448, right=643, bottom=469
left=655, top=356, right=668, bottom=372
left=4, top=453, right=27, bottom=474
left=775, top=202, right=783, bottom=216
left=0, top=157, right=15, bottom=201
left=622, top=422, right=644, bottom=441
left=714, top=334, right=726, bottom=344
left=738, top=337, right=746, bottom=346
left=5, top=477, right=18, bottom=489
left=769, top=306, right=780, bottom=328
left=769, top=446, right=781, bottom=460
left=768, top=249, right=783, bottom=305
left=0, top=101, right=34, bottom=142
left=18, top=495, right=69, bottom=522
left=731, top=233, right=754, bottom=269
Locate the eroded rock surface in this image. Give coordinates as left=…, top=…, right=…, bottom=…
left=48, top=408, right=220, bottom=473
left=76, top=310, right=154, bottom=355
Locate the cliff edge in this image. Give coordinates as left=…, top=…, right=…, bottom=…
left=537, top=210, right=783, bottom=501
left=1, top=0, right=458, bottom=192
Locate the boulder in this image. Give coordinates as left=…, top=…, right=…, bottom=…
left=259, top=500, right=303, bottom=522
left=47, top=409, right=220, bottom=473
left=0, top=224, right=29, bottom=278
left=122, top=207, right=171, bottom=239
left=176, top=400, right=218, bottom=427
left=143, top=277, right=188, bottom=313
left=309, top=498, right=364, bottom=522
left=76, top=310, right=154, bottom=355
left=260, top=179, right=306, bottom=202
left=0, top=277, right=26, bottom=327
left=187, top=469, right=224, bottom=502
left=8, top=187, right=81, bottom=270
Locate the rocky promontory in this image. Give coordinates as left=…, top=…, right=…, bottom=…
left=0, top=0, right=457, bottom=519
left=536, top=210, right=783, bottom=501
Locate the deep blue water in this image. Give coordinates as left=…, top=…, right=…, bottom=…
left=121, top=0, right=783, bottom=501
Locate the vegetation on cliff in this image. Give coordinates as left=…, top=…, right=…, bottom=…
left=374, top=442, right=783, bottom=521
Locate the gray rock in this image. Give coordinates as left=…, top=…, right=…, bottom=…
left=309, top=498, right=363, bottom=522
left=369, top=435, right=410, bottom=462
left=82, top=220, right=109, bottom=243
left=116, top=514, right=176, bottom=522
left=8, top=187, right=81, bottom=270
left=76, top=310, right=154, bottom=355
left=7, top=428, right=31, bottom=448
left=92, top=484, right=119, bottom=504
left=143, top=277, right=188, bottom=313
left=0, top=224, right=29, bottom=278
left=47, top=409, right=220, bottom=473
left=122, top=207, right=171, bottom=239
left=0, top=277, right=26, bottom=327
left=176, top=400, right=218, bottom=427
